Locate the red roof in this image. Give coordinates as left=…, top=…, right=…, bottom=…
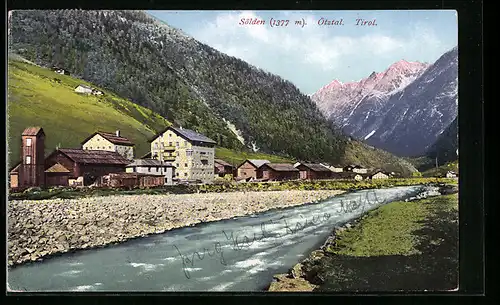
left=57, top=149, right=131, bottom=165
left=22, top=127, right=44, bottom=136
left=81, top=131, right=134, bottom=146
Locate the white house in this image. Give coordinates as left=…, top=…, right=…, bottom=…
left=329, top=164, right=344, bottom=172
left=53, top=67, right=70, bottom=75
left=446, top=171, right=457, bottom=178
left=81, top=130, right=135, bottom=160
left=75, top=84, right=94, bottom=94
left=352, top=165, right=368, bottom=174
left=370, top=171, right=389, bottom=180
left=126, top=159, right=176, bottom=185
left=149, top=126, right=216, bottom=183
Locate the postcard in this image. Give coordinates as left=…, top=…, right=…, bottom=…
left=7, top=9, right=458, bottom=292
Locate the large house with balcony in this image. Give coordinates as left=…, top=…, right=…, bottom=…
left=149, top=126, right=216, bottom=183
left=81, top=130, right=135, bottom=160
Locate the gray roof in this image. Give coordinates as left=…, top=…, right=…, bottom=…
left=171, top=127, right=216, bottom=144
left=127, top=159, right=175, bottom=167
left=298, top=163, right=332, bottom=172
left=77, top=84, right=93, bottom=90
left=149, top=126, right=216, bottom=144
left=261, top=163, right=299, bottom=172
left=247, top=159, right=270, bottom=168
left=214, top=159, right=233, bottom=167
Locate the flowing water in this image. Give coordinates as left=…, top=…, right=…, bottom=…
left=8, top=185, right=436, bottom=292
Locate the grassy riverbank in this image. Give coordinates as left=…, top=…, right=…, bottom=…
left=9, top=178, right=457, bottom=201
left=297, top=193, right=459, bottom=292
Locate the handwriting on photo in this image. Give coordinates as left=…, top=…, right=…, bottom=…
left=172, top=190, right=383, bottom=279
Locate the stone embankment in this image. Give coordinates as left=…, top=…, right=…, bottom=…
left=8, top=190, right=344, bottom=267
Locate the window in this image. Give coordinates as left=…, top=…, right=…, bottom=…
left=109, top=146, right=111, bottom=149
left=184, top=163, right=188, bottom=167
left=176, top=163, right=179, bottom=168
left=169, top=142, right=172, bottom=146
left=97, top=138, right=100, bottom=141
left=187, top=150, right=193, bottom=156
left=26, top=156, right=31, bottom=164
left=169, top=133, right=172, bottom=137
left=148, top=167, right=151, bottom=172
left=184, top=173, right=188, bottom=177
left=26, top=138, right=32, bottom=147
left=176, top=173, right=179, bottom=177
left=176, top=142, right=179, bottom=147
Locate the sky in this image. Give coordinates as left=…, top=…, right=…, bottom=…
left=147, top=10, right=458, bottom=95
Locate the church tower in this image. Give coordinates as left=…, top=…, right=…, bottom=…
left=18, top=127, right=45, bottom=187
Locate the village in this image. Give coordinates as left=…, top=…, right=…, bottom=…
left=8, top=123, right=424, bottom=191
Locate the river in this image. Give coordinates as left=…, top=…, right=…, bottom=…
left=7, top=185, right=434, bottom=292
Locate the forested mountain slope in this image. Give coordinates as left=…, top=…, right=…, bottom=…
left=8, top=9, right=417, bottom=175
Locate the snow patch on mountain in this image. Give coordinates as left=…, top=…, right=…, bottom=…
left=223, top=118, right=246, bottom=145
left=364, top=130, right=376, bottom=140
left=312, top=47, right=458, bottom=157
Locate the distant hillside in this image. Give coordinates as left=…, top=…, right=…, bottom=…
left=341, top=140, right=418, bottom=175
left=8, top=10, right=419, bottom=176
left=426, top=116, right=458, bottom=165
left=7, top=59, right=171, bottom=167
left=9, top=9, right=345, bottom=163
left=7, top=59, right=296, bottom=168
left=421, top=160, right=458, bottom=178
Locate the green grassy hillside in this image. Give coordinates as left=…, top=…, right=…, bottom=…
left=7, top=59, right=172, bottom=167
left=215, top=147, right=294, bottom=167
left=7, top=59, right=294, bottom=168
left=421, top=160, right=458, bottom=178
left=341, top=141, right=418, bottom=177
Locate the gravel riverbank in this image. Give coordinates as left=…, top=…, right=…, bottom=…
left=8, top=190, right=344, bottom=267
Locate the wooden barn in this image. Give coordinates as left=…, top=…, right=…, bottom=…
left=257, top=163, right=299, bottom=181
left=44, top=163, right=71, bottom=187
left=44, top=148, right=131, bottom=186
left=295, top=163, right=333, bottom=180
left=237, top=159, right=270, bottom=179
left=214, top=159, right=235, bottom=177
left=97, top=172, right=165, bottom=188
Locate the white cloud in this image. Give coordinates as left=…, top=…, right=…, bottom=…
left=189, top=11, right=451, bottom=93
left=194, top=11, right=439, bottom=69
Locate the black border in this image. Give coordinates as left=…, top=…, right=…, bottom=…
left=4, top=0, right=485, bottom=303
